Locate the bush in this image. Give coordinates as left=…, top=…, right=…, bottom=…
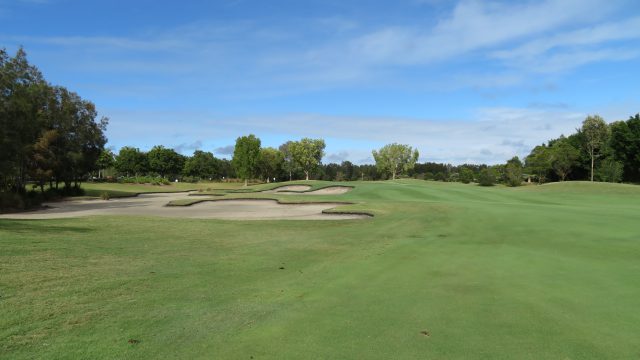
left=100, top=192, right=110, bottom=200
left=180, top=176, right=199, bottom=183
left=434, top=172, right=447, bottom=181
left=478, top=168, right=496, bottom=186
left=596, top=158, right=624, bottom=183
left=119, top=176, right=170, bottom=185
left=0, top=192, right=26, bottom=210
left=459, top=168, right=474, bottom=184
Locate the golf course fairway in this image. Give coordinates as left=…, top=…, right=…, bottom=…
left=1, top=180, right=639, bottom=359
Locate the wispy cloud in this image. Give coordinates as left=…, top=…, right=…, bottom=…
left=4, top=0, right=637, bottom=95
left=214, top=145, right=235, bottom=156
left=104, top=106, right=593, bottom=165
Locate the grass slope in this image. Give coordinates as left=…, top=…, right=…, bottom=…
left=2, top=180, right=639, bottom=359
left=79, top=181, right=242, bottom=198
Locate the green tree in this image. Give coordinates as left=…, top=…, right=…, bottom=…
left=147, top=145, right=184, bottom=179
left=96, top=149, right=115, bottom=179
left=372, top=143, right=419, bottom=180
left=183, top=150, right=220, bottom=180
left=279, top=141, right=297, bottom=181
left=0, top=47, right=48, bottom=192
left=115, top=147, right=147, bottom=177
left=478, top=168, right=496, bottom=186
left=257, top=147, right=284, bottom=182
left=458, top=167, right=474, bottom=184
left=550, top=137, right=580, bottom=181
left=580, top=115, right=609, bottom=182
left=504, top=156, right=523, bottom=187
left=29, top=130, right=60, bottom=192
left=291, top=138, right=326, bottom=181
left=525, top=145, right=551, bottom=183
left=595, top=157, right=624, bottom=183
left=232, top=134, right=261, bottom=186
left=609, top=114, right=640, bottom=182
left=0, top=47, right=107, bottom=200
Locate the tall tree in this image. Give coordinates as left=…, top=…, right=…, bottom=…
left=504, top=156, right=524, bottom=187
left=372, top=143, right=419, bottom=180
left=580, top=115, right=609, bottom=182
left=115, top=147, right=147, bottom=177
left=183, top=150, right=220, bottom=180
left=29, top=130, right=60, bottom=192
left=232, top=134, right=261, bottom=186
left=550, top=137, right=580, bottom=181
left=291, top=138, right=326, bottom=181
left=525, top=145, right=552, bottom=183
left=96, top=149, right=115, bottom=179
left=257, top=147, right=284, bottom=182
left=609, top=114, right=640, bottom=182
left=279, top=141, right=296, bottom=181
left=147, top=145, right=184, bottom=179
left=1, top=48, right=107, bottom=193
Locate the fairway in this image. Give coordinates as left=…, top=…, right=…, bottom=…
left=2, top=180, right=640, bottom=359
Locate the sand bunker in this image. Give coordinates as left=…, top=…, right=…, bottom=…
left=0, top=192, right=367, bottom=220
left=263, top=185, right=352, bottom=195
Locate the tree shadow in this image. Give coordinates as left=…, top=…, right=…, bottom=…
left=0, top=220, right=95, bottom=234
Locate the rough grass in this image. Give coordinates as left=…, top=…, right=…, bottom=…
left=2, top=180, right=640, bottom=359
left=79, top=182, right=243, bottom=198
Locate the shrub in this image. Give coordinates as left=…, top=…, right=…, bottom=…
left=596, top=158, right=624, bottom=183
left=478, top=168, right=496, bottom=186
left=504, top=156, right=523, bottom=187
left=434, top=172, right=447, bottom=181
left=100, top=192, right=110, bottom=200
left=119, top=176, right=170, bottom=185
left=459, top=168, right=474, bottom=184
left=0, top=192, right=25, bottom=210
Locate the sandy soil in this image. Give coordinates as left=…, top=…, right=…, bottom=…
left=264, top=185, right=352, bottom=195
left=0, top=192, right=367, bottom=220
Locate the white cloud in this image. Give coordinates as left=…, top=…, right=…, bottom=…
left=3, top=0, right=637, bottom=93
left=104, top=106, right=595, bottom=165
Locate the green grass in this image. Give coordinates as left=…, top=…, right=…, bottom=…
left=2, top=180, right=640, bottom=359
left=79, top=181, right=243, bottom=198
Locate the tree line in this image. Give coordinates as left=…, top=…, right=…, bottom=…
left=102, top=112, right=640, bottom=188
left=3, top=48, right=639, bottom=211
left=523, top=114, right=640, bottom=184
left=1, top=48, right=107, bottom=208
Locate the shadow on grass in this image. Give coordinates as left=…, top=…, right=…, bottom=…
left=0, top=220, right=95, bottom=234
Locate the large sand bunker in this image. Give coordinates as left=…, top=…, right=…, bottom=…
left=0, top=192, right=368, bottom=220
left=263, top=185, right=352, bottom=195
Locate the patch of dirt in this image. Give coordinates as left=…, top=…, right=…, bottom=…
left=128, top=339, right=140, bottom=344
left=420, top=330, right=430, bottom=337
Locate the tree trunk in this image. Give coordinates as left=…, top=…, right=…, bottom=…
left=392, top=170, right=396, bottom=180
left=590, top=148, right=595, bottom=182
left=289, top=171, right=292, bottom=181
left=244, top=179, right=248, bottom=187
left=305, top=171, right=309, bottom=181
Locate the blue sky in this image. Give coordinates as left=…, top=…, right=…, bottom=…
left=2, top=0, right=640, bottom=164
